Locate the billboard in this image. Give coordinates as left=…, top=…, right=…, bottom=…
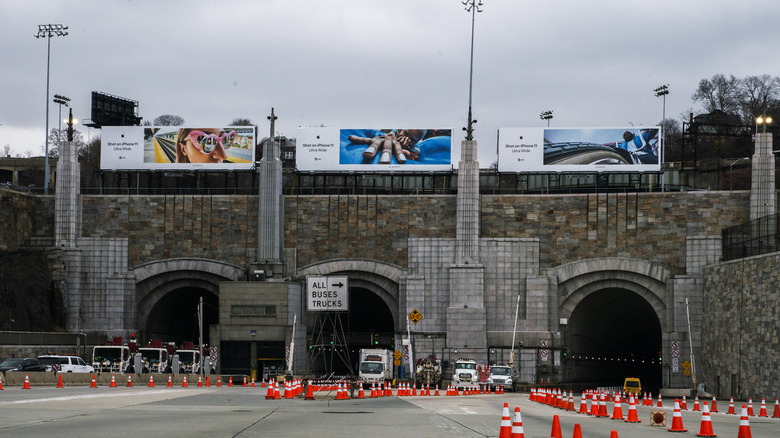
left=101, top=126, right=256, bottom=170
left=297, top=127, right=453, bottom=171
left=498, top=127, right=661, bottom=172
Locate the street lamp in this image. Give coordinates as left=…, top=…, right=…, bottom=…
left=756, top=116, right=772, bottom=134
left=462, top=0, right=482, bottom=141
left=35, top=24, right=69, bottom=195
left=53, top=94, right=70, bottom=152
left=729, top=157, right=749, bottom=191
left=540, top=110, right=553, bottom=127
left=654, top=84, right=669, bottom=191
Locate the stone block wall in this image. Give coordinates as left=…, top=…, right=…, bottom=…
left=702, top=253, right=780, bottom=399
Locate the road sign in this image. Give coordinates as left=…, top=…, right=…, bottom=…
left=672, top=341, right=680, bottom=349
left=209, top=347, right=217, bottom=361
left=540, top=349, right=548, bottom=362
left=408, top=309, right=423, bottom=324
left=394, top=359, right=401, bottom=366
left=541, top=340, right=548, bottom=348
left=306, top=276, right=349, bottom=311
left=681, top=360, right=691, bottom=370
left=393, top=350, right=402, bottom=359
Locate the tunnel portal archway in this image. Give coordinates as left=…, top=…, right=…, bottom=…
left=145, top=287, right=218, bottom=346
left=565, top=288, right=662, bottom=391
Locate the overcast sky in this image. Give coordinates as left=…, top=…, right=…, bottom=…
left=3, top=0, right=780, bottom=166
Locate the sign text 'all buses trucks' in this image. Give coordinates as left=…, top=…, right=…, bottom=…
left=307, top=276, right=349, bottom=311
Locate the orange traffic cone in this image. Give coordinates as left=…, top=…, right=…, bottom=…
left=305, top=380, right=316, bottom=400
left=250, top=378, right=255, bottom=388
left=758, top=398, right=768, bottom=417
left=243, top=376, right=247, bottom=387
left=498, top=403, right=512, bottom=438
left=127, top=375, right=133, bottom=387
left=369, top=381, right=377, bottom=398
left=148, top=375, right=155, bottom=387
left=217, top=376, right=222, bottom=387
left=198, top=376, right=203, bottom=387
left=57, top=373, right=64, bottom=388
left=668, top=399, right=688, bottom=432
left=511, top=407, right=525, bottom=438
left=737, top=404, right=752, bottom=438
left=90, top=374, right=98, bottom=388
left=435, top=385, right=440, bottom=396
left=681, top=395, right=688, bottom=410
left=625, top=394, right=641, bottom=423
left=265, top=381, right=275, bottom=399
left=727, top=397, right=736, bottom=414
left=228, top=376, right=233, bottom=387
left=710, top=396, right=718, bottom=413
left=261, top=378, right=266, bottom=388
left=693, top=395, right=700, bottom=411
left=611, top=394, right=624, bottom=420
left=747, top=398, right=754, bottom=416
left=572, top=423, right=582, bottom=438
left=658, top=393, right=663, bottom=407
left=23, top=374, right=30, bottom=389
left=695, top=401, right=716, bottom=437
left=609, top=431, right=618, bottom=438
left=274, top=382, right=280, bottom=399
left=589, top=392, right=600, bottom=416
left=597, top=392, right=609, bottom=417
left=578, top=393, right=588, bottom=414
left=550, top=414, right=562, bottom=438
left=167, top=375, right=173, bottom=387
left=773, top=399, right=780, bottom=418
left=182, top=376, right=188, bottom=387
left=206, top=376, right=210, bottom=387
left=110, top=374, right=117, bottom=388
left=357, top=383, right=365, bottom=399
left=0, top=375, right=4, bottom=390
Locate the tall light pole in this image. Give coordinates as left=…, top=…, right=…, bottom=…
left=756, top=116, right=772, bottom=134
left=35, top=24, right=68, bottom=195
left=540, top=110, right=553, bottom=127
left=462, top=0, right=482, bottom=141
left=654, top=84, right=669, bottom=191
left=53, top=94, right=70, bottom=152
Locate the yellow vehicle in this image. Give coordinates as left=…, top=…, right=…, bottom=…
left=623, top=377, right=641, bottom=395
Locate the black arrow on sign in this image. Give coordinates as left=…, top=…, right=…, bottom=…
left=332, top=282, right=344, bottom=288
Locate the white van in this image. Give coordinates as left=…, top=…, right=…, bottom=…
left=38, top=355, right=95, bottom=373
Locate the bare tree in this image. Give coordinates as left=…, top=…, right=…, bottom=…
left=229, top=118, right=254, bottom=126
left=46, top=128, right=86, bottom=158
left=153, top=114, right=185, bottom=126
left=1, top=144, right=10, bottom=157
left=739, top=74, right=780, bottom=121
left=692, top=74, right=742, bottom=115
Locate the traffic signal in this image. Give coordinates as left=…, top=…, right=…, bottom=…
left=329, top=333, right=335, bottom=345
left=658, top=351, right=662, bottom=362
left=373, top=334, right=379, bottom=345
left=562, top=347, right=567, bottom=357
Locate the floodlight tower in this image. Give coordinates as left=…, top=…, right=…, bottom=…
left=540, top=110, right=553, bottom=127
left=35, top=24, right=69, bottom=194
left=462, top=0, right=482, bottom=140
left=53, top=94, right=70, bottom=150
left=654, top=84, right=669, bottom=191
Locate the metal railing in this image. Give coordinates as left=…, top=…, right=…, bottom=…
left=722, top=214, right=780, bottom=261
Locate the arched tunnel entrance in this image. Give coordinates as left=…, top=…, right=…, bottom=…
left=307, top=286, right=395, bottom=376
left=564, top=288, right=662, bottom=392
left=145, top=287, right=219, bottom=346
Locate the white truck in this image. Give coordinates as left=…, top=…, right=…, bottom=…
left=92, top=345, right=132, bottom=373
left=450, top=358, right=479, bottom=388
left=138, top=346, right=171, bottom=373
left=358, top=348, right=393, bottom=387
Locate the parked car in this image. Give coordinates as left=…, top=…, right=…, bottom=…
left=37, top=355, right=95, bottom=373
left=0, top=358, right=47, bottom=372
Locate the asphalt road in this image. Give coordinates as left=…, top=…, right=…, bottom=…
left=0, top=386, right=777, bottom=437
